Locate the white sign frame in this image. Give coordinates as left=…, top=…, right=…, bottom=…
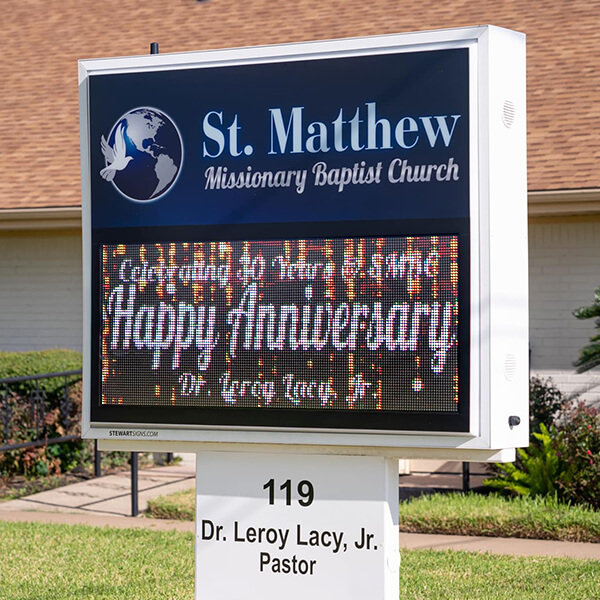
left=81, top=25, right=528, bottom=460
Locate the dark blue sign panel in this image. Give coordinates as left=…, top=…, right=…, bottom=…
left=88, top=46, right=470, bottom=432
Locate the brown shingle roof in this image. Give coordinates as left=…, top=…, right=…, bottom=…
left=1, top=0, right=599, bottom=210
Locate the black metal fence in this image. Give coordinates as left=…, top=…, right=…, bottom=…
left=0, top=370, right=82, bottom=453
left=0, top=369, right=143, bottom=516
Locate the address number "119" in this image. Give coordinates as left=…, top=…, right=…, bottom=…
left=263, top=479, right=314, bottom=507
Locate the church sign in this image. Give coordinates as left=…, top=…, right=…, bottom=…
left=80, top=26, right=528, bottom=458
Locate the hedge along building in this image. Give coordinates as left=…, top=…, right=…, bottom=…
left=0, top=0, right=599, bottom=404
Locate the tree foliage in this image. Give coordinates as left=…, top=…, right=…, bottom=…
left=573, top=286, right=600, bottom=373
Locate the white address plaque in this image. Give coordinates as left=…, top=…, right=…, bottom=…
left=195, top=452, right=399, bottom=599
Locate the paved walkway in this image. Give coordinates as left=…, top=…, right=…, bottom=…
left=1, top=456, right=599, bottom=560
left=0, top=453, right=195, bottom=517
left=399, top=532, right=600, bottom=560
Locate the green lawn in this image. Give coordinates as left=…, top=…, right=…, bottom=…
left=398, top=549, right=600, bottom=599
left=146, top=488, right=195, bottom=521
left=0, top=521, right=194, bottom=600
left=398, top=492, right=600, bottom=542
left=0, top=521, right=599, bottom=600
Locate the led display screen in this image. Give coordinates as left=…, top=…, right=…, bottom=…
left=101, top=235, right=459, bottom=414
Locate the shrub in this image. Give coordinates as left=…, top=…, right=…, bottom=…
left=0, top=380, right=84, bottom=478
left=0, top=349, right=82, bottom=400
left=484, top=424, right=567, bottom=498
left=0, top=349, right=82, bottom=378
left=529, top=376, right=569, bottom=434
left=0, top=350, right=83, bottom=478
left=555, top=401, right=600, bottom=510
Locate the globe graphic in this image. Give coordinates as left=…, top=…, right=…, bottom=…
left=105, top=108, right=183, bottom=202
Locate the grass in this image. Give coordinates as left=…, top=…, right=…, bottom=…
left=0, top=521, right=194, bottom=600
left=146, top=488, right=600, bottom=543
left=146, top=488, right=195, bottom=521
left=398, top=549, right=600, bottom=599
left=398, top=492, right=600, bottom=543
left=0, top=521, right=599, bottom=599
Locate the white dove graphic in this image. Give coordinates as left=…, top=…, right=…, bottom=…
left=100, top=123, right=133, bottom=181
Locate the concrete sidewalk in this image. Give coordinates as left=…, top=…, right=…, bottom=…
left=0, top=453, right=195, bottom=517
left=399, top=532, right=600, bottom=560
left=1, top=455, right=599, bottom=561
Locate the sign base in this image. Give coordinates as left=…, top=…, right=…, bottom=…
left=195, top=451, right=399, bottom=599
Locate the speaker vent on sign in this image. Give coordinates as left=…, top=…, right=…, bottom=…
left=502, top=100, right=516, bottom=128
left=504, top=354, right=517, bottom=381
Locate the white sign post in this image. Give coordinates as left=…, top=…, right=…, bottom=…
left=195, top=451, right=399, bottom=600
